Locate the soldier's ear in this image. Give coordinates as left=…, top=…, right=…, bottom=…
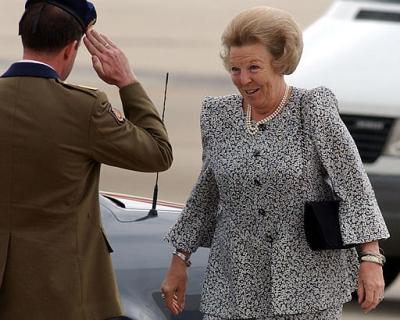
left=74, top=39, right=81, bottom=50
left=63, top=40, right=79, bottom=60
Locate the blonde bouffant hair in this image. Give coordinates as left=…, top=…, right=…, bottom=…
left=221, top=6, right=303, bottom=75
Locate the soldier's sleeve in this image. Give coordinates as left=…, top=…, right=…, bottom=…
left=89, top=82, right=173, bottom=172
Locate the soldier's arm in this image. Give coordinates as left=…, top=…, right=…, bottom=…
left=89, top=85, right=172, bottom=172
left=84, top=29, right=172, bottom=171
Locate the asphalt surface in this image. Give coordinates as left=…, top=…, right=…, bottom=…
left=1, top=1, right=399, bottom=318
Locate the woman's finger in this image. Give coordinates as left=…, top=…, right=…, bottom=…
left=358, top=261, right=385, bottom=313
left=357, top=281, right=365, bottom=305
left=372, top=290, right=380, bottom=309
left=175, top=287, right=186, bottom=312
left=163, top=290, right=179, bottom=315
left=361, top=285, right=375, bottom=313
left=173, top=294, right=185, bottom=314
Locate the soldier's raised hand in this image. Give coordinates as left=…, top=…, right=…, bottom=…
left=83, top=29, right=137, bottom=88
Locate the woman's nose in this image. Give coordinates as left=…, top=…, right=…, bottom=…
left=240, top=70, right=251, bottom=85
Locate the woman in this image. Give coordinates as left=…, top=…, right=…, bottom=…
left=161, top=6, right=389, bottom=320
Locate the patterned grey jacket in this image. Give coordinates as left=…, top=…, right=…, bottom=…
left=166, top=87, right=389, bottom=318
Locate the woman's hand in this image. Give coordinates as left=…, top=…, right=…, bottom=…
left=83, top=29, right=137, bottom=88
left=357, top=261, right=385, bottom=313
left=161, top=255, right=188, bottom=315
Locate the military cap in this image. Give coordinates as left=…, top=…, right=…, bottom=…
left=23, top=0, right=97, bottom=31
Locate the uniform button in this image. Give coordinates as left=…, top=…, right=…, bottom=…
left=258, top=123, right=267, bottom=131
left=253, top=149, right=261, bottom=157
left=254, top=179, right=262, bottom=186
left=258, top=209, right=266, bottom=216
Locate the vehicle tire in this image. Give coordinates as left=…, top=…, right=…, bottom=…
left=383, top=257, right=400, bottom=288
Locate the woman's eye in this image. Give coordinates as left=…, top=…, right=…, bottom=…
left=249, top=65, right=260, bottom=72
left=230, top=67, right=240, bottom=75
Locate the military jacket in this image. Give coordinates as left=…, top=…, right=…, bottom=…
left=0, top=62, right=172, bottom=319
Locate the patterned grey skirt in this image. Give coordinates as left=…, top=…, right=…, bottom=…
left=203, top=305, right=343, bottom=320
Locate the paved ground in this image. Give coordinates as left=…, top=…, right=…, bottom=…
left=1, top=1, right=399, bottom=318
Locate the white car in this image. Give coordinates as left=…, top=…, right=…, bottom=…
left=289, top=0, right=400, bottom=286
left=100, top=192, right=209, bottom=320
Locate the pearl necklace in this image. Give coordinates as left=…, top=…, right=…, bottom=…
left=245, top=84, right=290, bottom=136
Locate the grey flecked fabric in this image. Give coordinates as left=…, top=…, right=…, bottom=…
left=203, top=304, right=342, bottom=320
left=165, top=86, right=389, bottom=318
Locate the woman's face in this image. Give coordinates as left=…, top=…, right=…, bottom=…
left=229, top=42, right=283, bottom=111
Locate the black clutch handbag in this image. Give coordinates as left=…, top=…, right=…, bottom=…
left=304, top=200, right=354, bottom=250
left=299, top=92, right=356, bottom=251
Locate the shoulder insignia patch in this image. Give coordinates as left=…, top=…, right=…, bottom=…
left=108, top=105, right=126, bottom=125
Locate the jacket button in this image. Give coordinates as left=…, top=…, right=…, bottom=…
left=253, top=149, right=260, bottom=157
left=254, top=179, right=262, bottom=186
left=258, top=123, right=267, bottom=131
left=258, top=209, right=266, bottom=216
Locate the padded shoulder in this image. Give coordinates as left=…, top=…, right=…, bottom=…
left=201, top=94, right=241, bottom=115
left=202, top=95, right=221, bottom=111
left=201, top=94, right=240, bottom=125
left=200, top=94, right=242, bottom=147
left=300, top=86, right=341, bottom=137
left=305, top=86, right=338, bottom=112
left=202, top=94, right=239, bottom=107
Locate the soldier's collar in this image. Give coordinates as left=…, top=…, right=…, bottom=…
left=1, top=61, right=60, bottom=79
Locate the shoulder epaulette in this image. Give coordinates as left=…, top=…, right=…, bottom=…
left=56, top=79, right=99, bottom=97
left=74, top=84, right=98, bottom=91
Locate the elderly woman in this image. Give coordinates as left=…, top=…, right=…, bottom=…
left=161, top=6, right=389, bottom=320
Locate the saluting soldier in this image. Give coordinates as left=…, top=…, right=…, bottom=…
left=0, top=0, right=172, bottom=319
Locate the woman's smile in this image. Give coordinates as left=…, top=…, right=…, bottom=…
left=244, top=88, right=259, bottom=95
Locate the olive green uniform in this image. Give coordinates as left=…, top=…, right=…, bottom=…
left=0, top=64, right=172, bottom=319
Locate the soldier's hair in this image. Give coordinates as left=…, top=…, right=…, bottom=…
left=19, top=3, right=84, bottom=53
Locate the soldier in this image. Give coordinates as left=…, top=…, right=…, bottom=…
left=0, top=0, right=172, bottom=319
